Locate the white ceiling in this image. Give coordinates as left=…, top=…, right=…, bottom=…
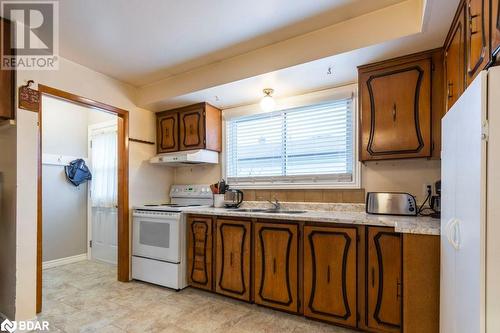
left=147, top=0, right=459, bottom=111
left=59, top=0, right=406, bottom=86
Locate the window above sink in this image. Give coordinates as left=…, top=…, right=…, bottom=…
left=223, top=84, right=360, bottom=189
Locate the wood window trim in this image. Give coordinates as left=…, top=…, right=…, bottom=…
left=36, top=84, right=130, bottom=313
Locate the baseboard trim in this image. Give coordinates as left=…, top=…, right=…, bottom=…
left=42, top=253, right=88, bottom=270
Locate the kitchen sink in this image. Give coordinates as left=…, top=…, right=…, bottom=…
left=225, top=208, right=268, bottom=212
left=264, top=209, right=307, bottom=214
left=226, top=208, right=306, bottom=214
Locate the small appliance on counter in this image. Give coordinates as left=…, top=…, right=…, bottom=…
left=366, top=192, right=417, bottom=216
left=224, top=188, right=244, bottom=208
left=430, top=180, right=441, bottom=218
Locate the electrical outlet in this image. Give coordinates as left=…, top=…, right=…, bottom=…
left=423, top=183, right=433, bottom=198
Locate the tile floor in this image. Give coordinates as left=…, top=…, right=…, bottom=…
left=40, top=260, right=357, bottom=333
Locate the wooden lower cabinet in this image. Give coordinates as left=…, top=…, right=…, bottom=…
left=215, top=218, right=251, bottom=301
left=303, top=226, right=357, bottom=327
left=402, top=234, right=440, bottom=333
left=366, top=227, right=402, bottom=333
left=186, top=216, right=439, bottom=333
left=187, top=216, right=213, bottom=290
left=254, top=222, right=299, bottom=313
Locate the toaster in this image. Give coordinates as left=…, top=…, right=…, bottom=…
left=366, top=192, right=417, bottom=216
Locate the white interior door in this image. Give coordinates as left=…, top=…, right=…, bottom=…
left=441, top=98, right=458, bottom=333
left=88, top=121, right=118, bottom=265
left=92, top=207, right=118, bottom=264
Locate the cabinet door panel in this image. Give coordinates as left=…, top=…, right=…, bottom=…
left=367, top=227, right=402, bottom=333
left=180, top=108, right=205, bottom=150
left=445, top=3, right=466, bottom=111
left=304, top=226, right=357, bottom=327
left=360, top=59, right=431, bottom=160
left=157, top=112, right=178, bottom=153
left=215, top=219, right=251, bottom=301
left=0, top=18, right=14, bottom=120
left=254, top=222, right=299, bottom=313
left=187, top=216, right=213, bottom=290
left=466, top=0, right=490, bottom=84
left=493, top=0, right=500, bottom=58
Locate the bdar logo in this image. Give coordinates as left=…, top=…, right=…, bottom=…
left=0, top=318, right=16, bottom=333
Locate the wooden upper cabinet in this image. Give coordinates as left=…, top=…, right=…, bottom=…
left=187, top=216, right=213, bottom=291
left=445, top=3, right=466, bottom=111
left=179, top=103, right=221, bottom=152
left=493, top=0, right=500, bottom=59
left=215, top=218, right=251, bottom=301
left=180, top=106, right=205, bottom=150
left=156, top=102, right=222, bottom=154
left=466, top=0, right=490, bottom=84
left=303, top=226, right=357, bottom=327
left=254, top=222, right=299, bottom=313
left=0, top=18, right=15, bottom=120
left=359, top=56, right=432, bottom=161
left=156, top=111, right=179, bottom=153
left=366, top=227, right=402, bottom=333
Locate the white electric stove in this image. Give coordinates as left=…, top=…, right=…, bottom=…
left=132, top=185, right=212, bottom=290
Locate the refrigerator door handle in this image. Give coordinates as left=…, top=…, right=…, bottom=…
left=445, top=218, right=455, bottom=246
left=450, top=219, right=461, bottom=250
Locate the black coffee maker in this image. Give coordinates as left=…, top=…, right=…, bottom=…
left=430, top=180, right=441, bottom=218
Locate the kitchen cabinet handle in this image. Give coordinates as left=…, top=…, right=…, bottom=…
left=392, top=103, right=397, bottom=122
left=327, top=265, right=331, bottom=284
left=371, top=267, right=375, bottom=288
left=447, top=82, right=454, bottom=99
left=230, top=252, right=233, bottom=267
left=396, top=280, right=402, bottom=299
left=273, top=258, right=276, bottom=274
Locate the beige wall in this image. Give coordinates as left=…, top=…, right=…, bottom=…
left=14, top=57, right=175, bottom=321
left=0, top=124, right=17, bottom=319
left=173, top=159, right=440, bottom=204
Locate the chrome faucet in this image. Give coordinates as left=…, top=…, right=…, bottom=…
left=266, top=197, right=281, bottom=210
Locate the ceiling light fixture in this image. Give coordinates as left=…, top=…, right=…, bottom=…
left=260, top=88, right=276, bottom=112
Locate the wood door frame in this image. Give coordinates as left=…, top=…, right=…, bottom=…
left=36, top=85, right=130, bottom=313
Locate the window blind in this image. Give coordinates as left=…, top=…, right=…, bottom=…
left=225, top=98, right=355, bottom=185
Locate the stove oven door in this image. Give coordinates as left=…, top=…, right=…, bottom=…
left=132, top=211, right=180, bottom=263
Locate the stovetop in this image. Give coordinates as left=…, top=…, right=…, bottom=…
left=134, top=203, right=205, bottom=212
left=135, top=184, right=214, bottom=212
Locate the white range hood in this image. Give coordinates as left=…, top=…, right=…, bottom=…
left=150, top=149, right=219, bottom=166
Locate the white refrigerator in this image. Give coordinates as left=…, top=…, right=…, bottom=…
left=441, top=66, right=500, bottom=333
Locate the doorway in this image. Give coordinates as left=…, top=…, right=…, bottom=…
left=36, top=85, right=129, bottom=313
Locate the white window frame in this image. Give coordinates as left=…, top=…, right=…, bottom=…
left=221, top=84, right=361, bottom=189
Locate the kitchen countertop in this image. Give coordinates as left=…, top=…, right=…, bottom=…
left=182, top=202, right=440, bottom=236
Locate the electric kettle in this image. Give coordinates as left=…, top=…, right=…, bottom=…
left=224, top=189, right=244, bottom=208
